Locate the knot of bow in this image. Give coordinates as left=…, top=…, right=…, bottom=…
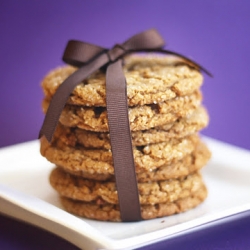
left=39, top=28, right=211, bottom=222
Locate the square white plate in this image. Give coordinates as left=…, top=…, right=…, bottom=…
left=0, top=137, right=250, bottom=250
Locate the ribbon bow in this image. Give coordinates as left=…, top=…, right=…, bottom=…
left=39, top=28, right=211, bottom=222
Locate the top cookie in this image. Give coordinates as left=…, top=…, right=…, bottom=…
left=41, top=55, right=203, bottom=107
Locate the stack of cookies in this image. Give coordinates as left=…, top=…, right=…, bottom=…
left=40, top=55, right=211, bottom=221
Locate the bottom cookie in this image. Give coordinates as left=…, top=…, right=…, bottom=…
left=60, top=185, right=207, bottom=221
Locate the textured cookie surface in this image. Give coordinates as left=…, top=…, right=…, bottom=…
left=52, top=106, right=208, bottom=149
left=58, top=140, right=211, bottom=182
left=50, top=168, right=204, bottom=205
left=40, top=134, right=200, bottom=175
left=42, top=90, right=202, bottom=132
left=60, top=185, right=207, bottom=221
left=41, top=55, right=203, bottom=107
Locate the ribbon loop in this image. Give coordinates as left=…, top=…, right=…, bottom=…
left=123, top=28, right=165, bottom=50
left=63, top=40, right=106, bottom=67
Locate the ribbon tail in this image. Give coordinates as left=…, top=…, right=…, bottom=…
left=160, top=49, right=213, bottom=77
left=127, top=48, right=213, bottom=77
left=106, top=60, right=142, bottom=221
left=63, top=40, right=106, bottom=67
left=39, top=53, right=108, bottom=142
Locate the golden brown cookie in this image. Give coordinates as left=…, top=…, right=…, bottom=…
left=60, top=185, right=207, bottom=221
left=50, top=167, right=204, bottom=205
left=40, top=134, right=200, bottom=175
left=41, top=55, right=203, bottom=107
left=57, top=140, right=211, bottom=182
left=42, top=90, right=202, bottom=132
left=52, top=106, right=208, bottom=149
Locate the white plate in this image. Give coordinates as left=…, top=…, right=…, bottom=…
left=0, top=137, right=250, bottom=250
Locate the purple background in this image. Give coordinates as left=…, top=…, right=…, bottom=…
left=1, top=0, right=250, bottom=149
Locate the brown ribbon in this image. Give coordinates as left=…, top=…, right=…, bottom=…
left=39, top=28, right=211, bottom=222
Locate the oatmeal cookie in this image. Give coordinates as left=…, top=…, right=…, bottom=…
left=60, top=185, right=207, bottom=221
left=41, top=134, right=200, bottom=175
left=50, top=167, right=204, bottom=205
left=52, top=106, right=208, bottom=149
left=57, top=140, right=211, bottom=182
left=41, top=55, right=203, bottom=107
left=42, top=91, right=202, bottom=132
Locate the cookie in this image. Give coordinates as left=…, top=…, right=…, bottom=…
left=52, top=106, right=208, bottom=149
left=40, top=134, right=200, bottom=175
left=41, top=55, right=203, bottom=107
left=50, top=167, right=204, bottom=205
left=42, top=90, right=202, bottom=132
left=57, top=139, right=211, bottom=182
left=60, top=185, right=207, bottom=221
left=136, top=141, right=211, bottom=182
